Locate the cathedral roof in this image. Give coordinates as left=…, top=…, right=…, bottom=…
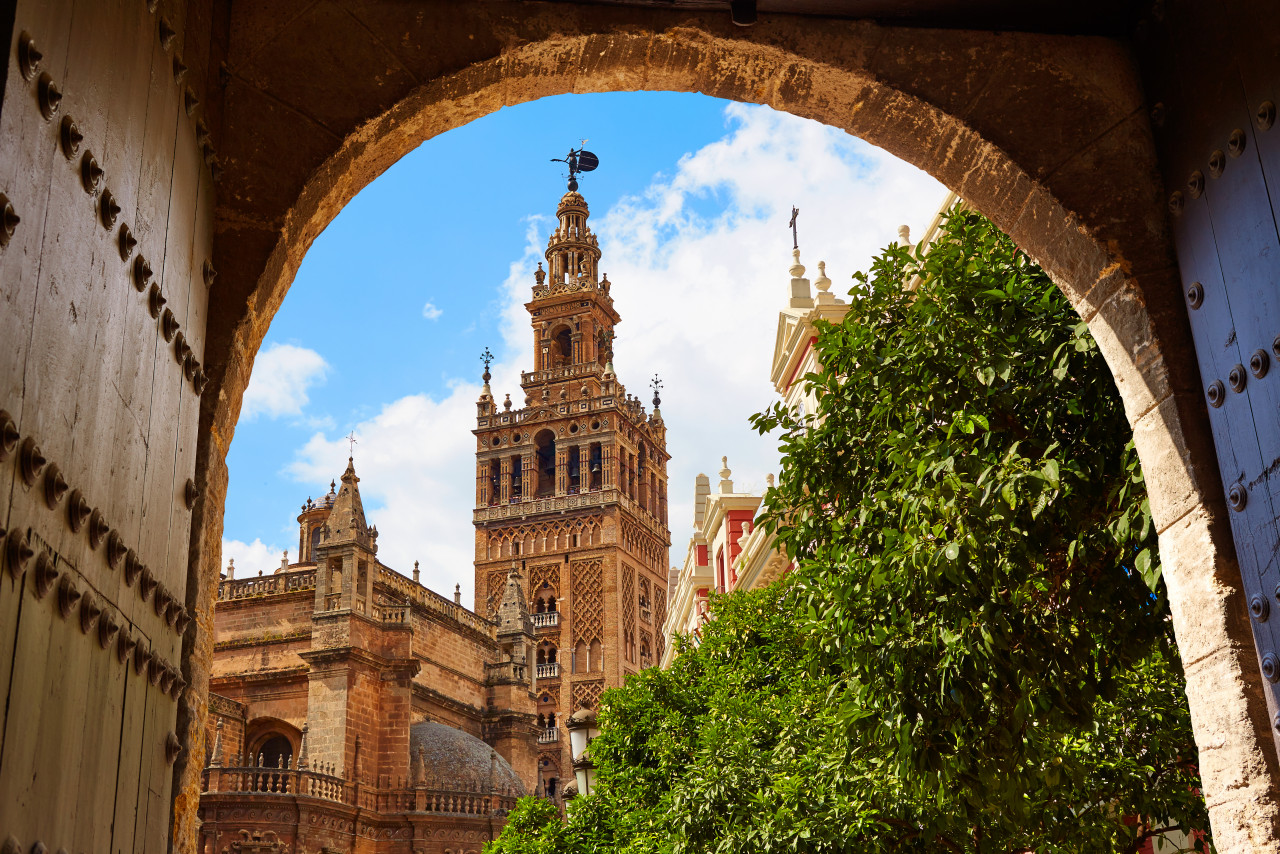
left=408, top=721, right=525, bottom=795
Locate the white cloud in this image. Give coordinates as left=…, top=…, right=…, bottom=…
left=279, top=103, right=946, bottom=609
left=287, top=382, right=490, bottom=603
left=241, top=343, right=329, bottom=421
left=221, top=537, right=290, bottom=578
left=594, top=103, right=947, bottom=542
left=422, top=301, right=443, bottom=320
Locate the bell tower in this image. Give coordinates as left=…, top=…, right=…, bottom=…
left=473, top=183, right=671, bottom=800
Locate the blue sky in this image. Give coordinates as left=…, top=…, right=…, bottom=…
left=223, top=92, right=946, bottom=603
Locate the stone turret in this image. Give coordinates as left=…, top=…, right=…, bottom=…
left=483, top=563, right=538, bottom=790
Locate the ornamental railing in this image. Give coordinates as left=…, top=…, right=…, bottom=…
left=536, top=663, right=560, bottom=680
left=218, top=568, right=316, bottom=601
left=520, top=362, right=604, bottom=386
left=376, top=566, right=494, bottom=637
left=538, top=727, right=559, bottom=744
left=532, top=611, right=559, bottom=628
left=202, top=758, right=519, bottom=816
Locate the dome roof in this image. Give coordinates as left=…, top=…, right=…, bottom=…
left=408, top=721, right=525, bottom=796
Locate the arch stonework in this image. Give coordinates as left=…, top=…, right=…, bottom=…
left=0, top=3, right=1202, bottom=850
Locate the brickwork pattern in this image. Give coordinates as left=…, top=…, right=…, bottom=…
left=571, top=679, right=605, bottom=711
left=530, top=563, right=561, bottom=598
left=654, top=586, right=668, bottom=662
left=621, top=564, right=635, bottom=664
left=571, top=559, right=604, bottom=646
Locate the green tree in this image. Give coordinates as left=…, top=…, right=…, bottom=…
left=488, top=210, right=1208, bottom=854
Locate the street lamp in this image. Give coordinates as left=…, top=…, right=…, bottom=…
left=565, top=705, right=600, bottom=796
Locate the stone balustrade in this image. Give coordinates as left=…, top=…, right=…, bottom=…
left=218, top=568, right=317, bottom=601
left=202, top=759, right=519, bottom=817
left=376, top=566, right=494, bottom=637
left=535, top=663, right=559, bottom=679
left=538, top=727, right=559, bottom=744
left=532, top=611, right=559, bottom=628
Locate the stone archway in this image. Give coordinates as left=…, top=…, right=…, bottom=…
left=177, top=5, right=1267, bottom=850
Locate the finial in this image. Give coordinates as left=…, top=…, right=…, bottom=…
left=898, top=224, right=911, bottom=245
left=650, top=374, right=663, bottom=409
left=330, top=479, right=336, bottom=493
left=454, top=583, right=462, bottom=605
left=226, top=557, right=235, bottom=580
left=815, top=261, right=831, bottom=294
left=766, top=473, right=775, bottom=488
left=281, top=550, right=289, bottom=570
left=550, top=144, right=600, bottom=192
left=413, top=560, right=420, bottom=583
left=718, top=456, right=734, bottom=494
left=503, top=393, right=512, bottom=411
left=209, top=720, right=223, bottom=767
left=481, top=347, right=493, bottom=384
left=788, top=205, right=799, bottom=250
left=789, top=247, right=805, bottom=279
left=534, top=263, right=546, bottom=286
left=345, top=430, right=358, bottom=458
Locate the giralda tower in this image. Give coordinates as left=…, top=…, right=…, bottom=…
left=472, top=158, right=671, bottom=798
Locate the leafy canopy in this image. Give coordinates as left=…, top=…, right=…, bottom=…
left=487, top=210, right=1208, bottom=854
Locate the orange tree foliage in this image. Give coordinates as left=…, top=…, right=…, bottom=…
left=487, top=210, right=1208, bottom=854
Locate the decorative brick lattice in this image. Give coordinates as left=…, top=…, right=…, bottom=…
left=620, top=517, right=665, bottom=570
left=571, top=559, right=603, bottom=646
left=487, top=516, right=601, bottom=560
left=529, top=563, right=561, bottom=598
left=485, top=569, right=508, bottom=618
left=537, top=683, right=561, bottom=707
left=654, top=586, right=667, bottom=661
left=572, top=679, right=605, bottom=711
left=621, top=564, right=635, bottom=632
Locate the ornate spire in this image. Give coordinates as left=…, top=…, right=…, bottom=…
left=480, top=347, right=493, bottom=393
left=323, top=457, right=369, bottom=545
left=495, top=562, right=533, bottom=638
left=209, top=720, right=223, bottom=767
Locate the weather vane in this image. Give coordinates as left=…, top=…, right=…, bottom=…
left=650, top=374, right=663, bottom=409
left=550, top=141, right=600, bottom=192
left=789, top=206, right=800, bottom=250
left=345, top=431, right=358, bottom=457
left=480, top=347, right=493, bottom=383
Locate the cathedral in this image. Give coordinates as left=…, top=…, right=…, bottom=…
left=196, top=184, right=671, bottom=854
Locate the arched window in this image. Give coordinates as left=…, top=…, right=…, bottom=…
left=589, top=640, right=602, bottom=672
left=534, top=430, right=556, bottom=497
left=550, top=325, right=573, bottom=367
left=574, top=640, right=587, bottom=674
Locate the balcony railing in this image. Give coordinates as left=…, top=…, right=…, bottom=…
left=532, top=611, right=559, bottom=628
left=536, top=663, right=560, bottom=679
left=538, top=727, right=559, bottom=744
left=218, top=568, right=316, bottom=601
left=202, top=757, right=519, bottom=815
